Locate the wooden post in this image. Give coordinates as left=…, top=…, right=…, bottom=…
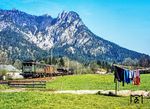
left=118, top=81, right=119, bottom=91
left=141, top=95, right=143, bottom=104
left=115, top=80, right=117, bottom=95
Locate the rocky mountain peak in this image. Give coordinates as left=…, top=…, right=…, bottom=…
left=0, top=9, right=149, bottom=62
left=0, top=9, right=37, bottom=28
left=57, top=11, right=80, bottom=23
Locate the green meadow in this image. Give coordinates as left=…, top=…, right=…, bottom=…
left=47, top=74, right=150, bottom=91
left=0, top=92, right=150, bottom=109
left=0, top=84, right=9, bottom=90
left=0, top=74, right=150, bottom=109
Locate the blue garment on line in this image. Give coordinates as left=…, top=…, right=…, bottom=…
left=124, top=69, right=130, bottom=84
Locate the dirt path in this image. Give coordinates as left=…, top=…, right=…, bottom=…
left=0, top=89, right=150, bottom=97
left=54, top=90, right=100, bottom=94
left=54, top=90, right=150, bottom=97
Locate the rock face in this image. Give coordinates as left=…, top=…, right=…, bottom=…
left=0, top=9, right=149, bottom=62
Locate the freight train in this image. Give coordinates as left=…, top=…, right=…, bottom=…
left=21, top=61, right=74, bottom=78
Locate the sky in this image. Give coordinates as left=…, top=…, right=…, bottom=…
left=0, top=0, right=150, bottom=55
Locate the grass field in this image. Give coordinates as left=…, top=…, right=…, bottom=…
left=0, top=85, right=9, bottom=90
left=0, top=74, right=150, bottom=109
left=47, top=74, right=150, bottom=91
left=0, top=92, right=150, bottom=109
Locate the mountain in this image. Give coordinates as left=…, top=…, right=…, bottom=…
left=0, top=9, right=149, bottom=63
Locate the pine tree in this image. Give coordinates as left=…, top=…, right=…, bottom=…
left=59, top=57, right=65, bottom=67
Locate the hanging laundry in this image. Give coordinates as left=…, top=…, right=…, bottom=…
left=114, top=66, right=125, bottom=86
left=133, top=69, right=140, bottom=85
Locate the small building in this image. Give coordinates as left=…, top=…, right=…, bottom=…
left=0, top=65, right=23, bottom=80
left=95, top=68, right=107, bottom=74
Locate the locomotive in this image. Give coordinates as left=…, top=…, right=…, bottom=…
left=21, top=61, right=74, bottom=78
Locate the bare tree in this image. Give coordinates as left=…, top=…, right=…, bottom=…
left=0, top=51, right=8, bottom=64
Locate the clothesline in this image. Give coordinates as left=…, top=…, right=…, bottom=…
left=113, top=64, right=150, bottom=71
left=114, top=65, right=141, bottom=86
left=113, top=64, right=150, bottom=95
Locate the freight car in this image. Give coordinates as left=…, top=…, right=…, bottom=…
left=21, top=61, right=56, bottom=78
left=57, top=68, right=74, bottom=76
